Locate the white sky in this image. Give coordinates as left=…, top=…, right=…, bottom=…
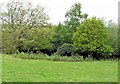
left=0, top=0, right=119, bottom=25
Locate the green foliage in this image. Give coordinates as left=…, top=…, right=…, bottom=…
left=2, top=28, right=19, bottom=54
left=53, top=22, right=67, bottom=49
left=2, top=25, right=55, bottom=53
left=54, top=3, right=88, bottom=49
left=1, top=1, right=118, bottom=59
left=108, top=22, right=118, bottom=48
left=0, top=28, right=1, bottom=53
left=1, top=0, right=56, bottom=54
left=72, top=17, right=113, bottom=57
left=107, top=21, right=119, bottom=57
left=64, top=3, right=88, bottom=43
left=13, top=52, right=49, bottom=60
left=57, top=43, right=73, bottom=56
left=65, top=3, right=88, bottom=23
left=21, top=26, right=55, bottom=51
left=12, top=53, right=83, bottom=62
left=0, top=0, right=48, bottom=29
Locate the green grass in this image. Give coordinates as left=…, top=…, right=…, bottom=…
left=2, top=54, right=118, bottom=82
left=0, top=54, right=2, bottom=83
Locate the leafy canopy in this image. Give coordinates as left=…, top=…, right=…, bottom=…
left=72, top=17, right=113, bottom=55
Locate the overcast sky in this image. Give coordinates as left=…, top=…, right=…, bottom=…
left=0, top=0, right=119, bottom=25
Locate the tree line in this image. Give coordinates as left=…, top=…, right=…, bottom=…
left=0, top=1, right=119, bottom=60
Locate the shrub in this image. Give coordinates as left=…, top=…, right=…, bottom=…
left=13, top=52, right=116, bottom=62
left=57, top=43, right=73, bottom=56
left=52, top=55, right=61, bottom=61
left=60, top=56, right=68, bottom=61
left=13, top=52, right=49, bottom=60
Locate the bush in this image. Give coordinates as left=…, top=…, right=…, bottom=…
left=12, top=52, right=84, bottom=62
left=57, top=43, right=73, bottom=56
left=13, top=52, right=117, bottom=62
left=52, top=55, right=61, bottom=61
left=13, top=52, right=49, bottom=60
left=60, top=56, right=68, bottom=61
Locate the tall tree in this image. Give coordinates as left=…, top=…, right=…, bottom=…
left=64, top=3, right=88, bottom=43
left=54, top=3, right=88, bottom=50
left=53, top=22, right=68, bottom=49
left=1, top=0, right=49, bottom=53
left=0, top=1, right=48, bottom=30
left=65, top=3, right=88, bottom=30
left=107, top=21, right=119, bottom=57
left=72, top=17, right=113, bottom=59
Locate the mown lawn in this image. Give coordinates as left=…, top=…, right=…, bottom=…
left=2, top=54, right=118, bottom=82
left=0, top=54, right=2, bottom=83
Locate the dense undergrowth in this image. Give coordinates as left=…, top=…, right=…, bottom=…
left=11, top=53, right=118, bottom=62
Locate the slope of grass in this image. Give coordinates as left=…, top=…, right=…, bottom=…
left=0, top=54, right=2, bottom=83
left=2, top=54, right=118, bottom=82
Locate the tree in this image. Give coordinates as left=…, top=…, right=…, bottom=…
left=64, top=3, right=88, bottom=43
left=2, top=27, right=20, bottom=53
left=65, top=3, right=88, bottom=29
left=1, top=0, right=49, bottom=53
left=107, top=21, right=119, bottom=58
left=0, top=1, right=48, bottom=29
left=57, top=43, right=73, bottom=56
left=72, top=17, right=113, bottom=59
left=53, top=22, right=69, bottom=50
left=0, top=37, right=1, bottom=53
left=21, top=26, right=55, bottom=53
left=54, top=3, right=88, bottom=50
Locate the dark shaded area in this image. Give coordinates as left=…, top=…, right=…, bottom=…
left=60, top=52, right=72, bottom=57
left=19, top=49, right=56, bottom=56
left=74, top=50, right=88, bottom=59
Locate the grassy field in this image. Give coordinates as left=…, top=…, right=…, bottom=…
left=0, top=54, right=2, bottom=83
left=2, top=54, right=118, bottom=82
